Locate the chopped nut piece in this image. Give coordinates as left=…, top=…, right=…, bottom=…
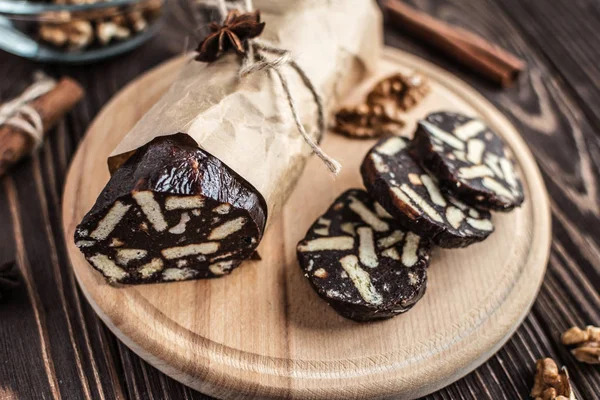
left=562, top=325, right=600, bottom=364
left=408, top=173, right=422, bottom=186
left=313, top=268, right=328, bottom=279
left=531, top=358, right=576, bottom=400
left=110, top=238, right=124, bottom=247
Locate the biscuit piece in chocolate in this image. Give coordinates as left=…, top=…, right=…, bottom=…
left=75, top=133, right=267, bottom=284
left=361, top=136, right=494, bottom=248
left=297, top=189, right=430, bottom=322
left=413, top=111, right=524, bottom=211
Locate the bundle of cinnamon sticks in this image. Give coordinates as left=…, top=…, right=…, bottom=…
left=0, top=77, right=83, bottom=176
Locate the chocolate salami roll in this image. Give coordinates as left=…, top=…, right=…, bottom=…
left=297, top=189, right=430, bottom=322
left=75, top=133, right=267, bottom=284
left=413, top=111, right=524, bottom=211
left=361, top=136, right=494, bottom=248
left=73, top=0, right=383, bottom=285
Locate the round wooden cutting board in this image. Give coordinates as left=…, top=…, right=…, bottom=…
left=62, top=48, right=551, bottom=400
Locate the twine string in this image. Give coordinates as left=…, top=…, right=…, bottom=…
left=216, top=0, right=340, bottom=174
left=252, top=39, right=327, bottom=141
left=0, top=73, right=56, bottom=149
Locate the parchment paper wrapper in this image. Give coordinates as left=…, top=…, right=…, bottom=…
left=108, top=0, right=382, bottom=225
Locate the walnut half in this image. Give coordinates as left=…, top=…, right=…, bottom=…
left=562, top=325, right=600, bottom=365
left=333, top=103, right=404, bottom=139
left=530, top=358, right=576, bottom=400
left=367, top=71, right=431, bottom=113
left=332, top=71, right=430, bottom=140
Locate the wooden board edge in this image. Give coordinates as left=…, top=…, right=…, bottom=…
left=61, top=47, right=552, bottom=400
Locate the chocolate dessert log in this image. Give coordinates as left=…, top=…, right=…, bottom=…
left=297, top=189, right=430, bottom=322
left=74, top=1, right=383, bottom=284
left=413, top=111, right=524, bottom=211
left=361, top=136, right=494, bottom=248
left=75, top=134, right=267, bottom=284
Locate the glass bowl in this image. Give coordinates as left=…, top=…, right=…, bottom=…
left=0, top=0, right=166, bottom=63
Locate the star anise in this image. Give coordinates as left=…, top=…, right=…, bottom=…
left=196, top=10, right=265, bottom=62
left=0, top=261, right=20, bottom=302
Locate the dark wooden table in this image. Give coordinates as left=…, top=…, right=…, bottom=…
left=1, top=1, right=599, bottom=399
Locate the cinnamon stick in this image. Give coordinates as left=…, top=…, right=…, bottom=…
left=0, top=77, right=84, bottom=176
left=384, top=0, right=525, bottom=87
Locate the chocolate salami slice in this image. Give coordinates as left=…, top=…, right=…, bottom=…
left=297, top=189, right=430, bottom=322
left=361, top=136, right=494, bottom=248
left=413, top=111, right=524, bottom=211
left=75, top=133, right=267, bottom=284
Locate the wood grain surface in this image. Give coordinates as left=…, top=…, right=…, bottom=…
left=61, top=48, right=550, bottom=400
left=0, top=0, right=598, bottom=399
